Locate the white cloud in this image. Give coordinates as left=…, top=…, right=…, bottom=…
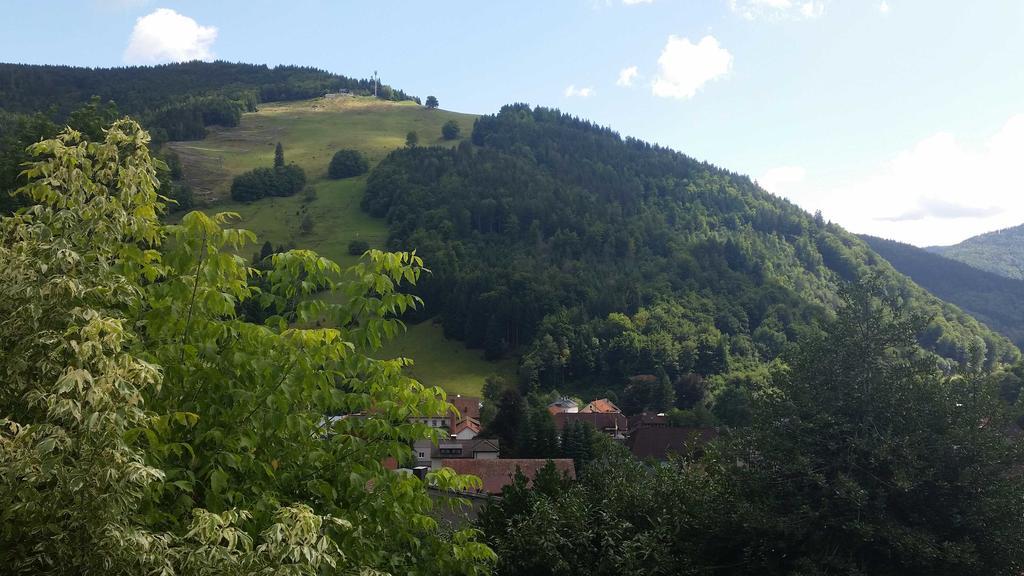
left=799, top=1, right=824, bottom=18
left=776, top=115, right=1024, bottom=246
left=616, top=66, right=639, bottom=87
left=123, top=8, right=217, bottom=65
left=565, top=85, right=595, bottom=98
left=651, top=35, right=732, bottom=99
left=758, top=165, right=806, bottom=193
left=878, top=1, right=890, bottom=14
left=623, top=0, right=654, bottom=3
left=729, top=0, right=826, bottom=20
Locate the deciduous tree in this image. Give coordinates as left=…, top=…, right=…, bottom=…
left=0, top=120, right=495, bottom=575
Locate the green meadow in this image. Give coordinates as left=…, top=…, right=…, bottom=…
left=170, top=96, right=509, bottom=395
left=378, top=320, right=518, bottom=397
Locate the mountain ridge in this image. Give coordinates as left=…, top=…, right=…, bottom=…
left=927, top=223, right=1024, bottom=280
left=862, top=234, right=1024, bottom=348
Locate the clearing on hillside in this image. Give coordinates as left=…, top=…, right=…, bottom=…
left=170, top=96, right=509, bottom=395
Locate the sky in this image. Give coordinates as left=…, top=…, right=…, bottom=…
left=2, top=0, right=1023, bottom=247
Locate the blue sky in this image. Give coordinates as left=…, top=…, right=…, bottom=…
left=3, top=0, right=1023, bottom=246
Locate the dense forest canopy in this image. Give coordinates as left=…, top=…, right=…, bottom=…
left=363, top=104, right=1018, bottom=396
left=928, top=224, right=1024, bottom=280
left=480, top=282, right=1024, bottom=576
left=0, top=60, right=416, bottom=118
left=862, top=234, right=1024, bottom=348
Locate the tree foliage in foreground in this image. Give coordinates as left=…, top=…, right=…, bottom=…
left=480, top=280, right=1024, bottom=575
left=0, top=120, right=493, bottom=575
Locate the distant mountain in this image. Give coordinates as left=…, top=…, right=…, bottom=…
left=861, top=235, right=1024, bottom=348
left=928, top=224, right=1024, bottom=280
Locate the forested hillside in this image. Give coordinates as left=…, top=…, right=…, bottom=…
left=364, top=104, right=1018, bottom=395
left=0, top=60, right=416, bottom=118
left=862, top=235, right=1024, bottom=348
left=929, top=224, right=1024, bottom=280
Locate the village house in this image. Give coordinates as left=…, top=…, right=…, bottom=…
left=628, top=411, right=669, bottom=435
left=413, top=437, right=499, bottom=469
left=409, top=394, right=483, bottom=436
left=579, top=398, right=621, bottom=414
left=553, top=411, right=629, bottom=440
left=547, top=396, right=580, bottom=415
left=452, top=416, right=481, bottom=440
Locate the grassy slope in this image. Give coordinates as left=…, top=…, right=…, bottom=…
left=378, top=321, right=518, bottom=396
left=170, top=97, right=514, bottom=394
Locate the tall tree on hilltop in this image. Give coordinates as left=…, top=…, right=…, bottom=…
left=425, top=95, right=439, bottom=109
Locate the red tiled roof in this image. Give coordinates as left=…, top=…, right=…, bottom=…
left=627, top=426, right=717, bottom=460
left=442, top=458, right=576, bottom=495
left=449, top=395, right=481, bottom=421
left=553, top=411, right=628, bottom=433
left=579, top=398, right=621, bottom=414
left=453, top=417, right=481, bottom=435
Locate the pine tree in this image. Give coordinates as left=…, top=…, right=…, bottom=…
left=274, top=141, right=284, bottom=169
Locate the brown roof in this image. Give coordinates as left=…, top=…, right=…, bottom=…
left=628, top=412, right=668, bottom=433
left=452, top=417, right=481, bottom=435
left=431, top=437, right=499, bottom=459
left=553, top=411, right=628, bottom=433
left=579, top=398, right=621, bottom=414
left=449, top=395, right=481, bottom=422
left=442, top=459, right=576, bottom=495
left=628, top=426, right=717, bottom=461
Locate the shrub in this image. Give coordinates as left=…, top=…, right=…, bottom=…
left=328, top=149, right=369, bottom=179
left=230, top=164, right=306, bottom=201
left=348, top=238, right=370, bottom=255
left=442, top=120, right=461, bottom=140
left=231, top=167, right=278, bottom=201
left=273, top=163, right=306, bottom=196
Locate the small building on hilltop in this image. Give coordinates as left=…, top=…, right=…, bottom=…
left=442, top=458, right=576, bottom=495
